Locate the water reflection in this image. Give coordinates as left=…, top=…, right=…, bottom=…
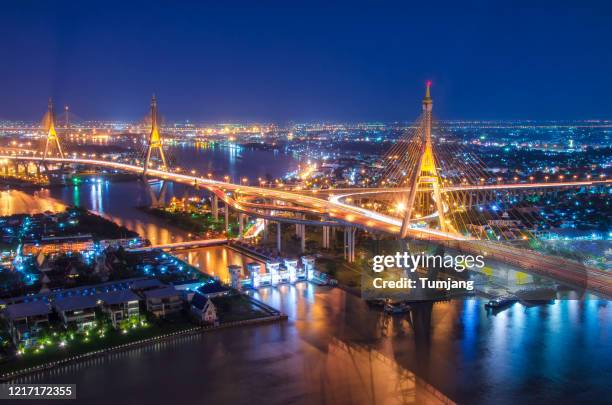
left=51, top=181, right=189, bottom=245
left=0, top=189, right=66, bottom=216
left=174, top=246, right=267, bottom=283
left=166, top=143, right=298, bottom=184
left=9, top=276, right=611, bottom=404
left=2, top=145, right=609, bottom=403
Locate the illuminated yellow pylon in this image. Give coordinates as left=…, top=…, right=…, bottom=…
left=400, top=82, right=448, bottom=238
left=143, top=95, right=168, bottom=175
left=43, top=98, right=64, bottom=160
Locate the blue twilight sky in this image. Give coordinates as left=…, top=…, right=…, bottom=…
left=1, top=0, right=611, bottom=122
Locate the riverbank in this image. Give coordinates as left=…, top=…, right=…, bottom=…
left=0, top=311, right=287, bottom=381
left=140, top=206, right=231, bottom=237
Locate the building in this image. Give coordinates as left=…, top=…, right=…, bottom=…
left=53, top=295, right=98, bottom=330
left=128, top=278, right=165, bottom=294
left=4, top=301, right=51, bottom=347
left=98, top=290, right=141, bottom=328
left=197, top=281, right=231, bottom=299
left=228, top=264, right=242, bottom=289
left=190, top=292, right=218, bottom=325
left=143, top=287, right=183, bottom=318
left=22, top=234, right=95, bottom=256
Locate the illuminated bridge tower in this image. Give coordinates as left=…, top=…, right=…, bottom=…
left=143, top=95, right=168, bottom=175
left=43, top=98, right=64, bottom=160
left=399, top=82, right=448, bottom=238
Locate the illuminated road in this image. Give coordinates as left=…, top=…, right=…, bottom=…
left=1, top=154, right=610, bottom=297
left=127, top=238, right=229, bottom=252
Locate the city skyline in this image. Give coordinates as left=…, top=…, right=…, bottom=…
left=2, top=1, right=612, bottom=122
left=0, top=3, right=610, bottom=403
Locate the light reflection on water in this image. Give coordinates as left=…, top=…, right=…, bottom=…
left=29, top=143, right=300, bottom=245
left=2, top=145, right=610, bottom=403
left=166, top=143, right=299, bottom=184
left=174, top=246, right=268, bottom=282
left=49, top=181, right=190, bottom=245
left=0, top=189, right=66, bottom=216
left=9, top=265, right=612, bottom=404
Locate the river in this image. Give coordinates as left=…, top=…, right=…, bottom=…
left=12, top=283, right=611, bottom=404
left=0, top=143, right=300, bottom=245
left=1, top=143, right=611, bottom=404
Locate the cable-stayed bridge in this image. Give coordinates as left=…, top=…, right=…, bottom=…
left=0, top=90, right=610, bottom=297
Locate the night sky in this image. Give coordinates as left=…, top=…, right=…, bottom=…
left=1, top=1, right=611, bottom=122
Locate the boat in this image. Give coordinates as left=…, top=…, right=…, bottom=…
left=384, top=301, right=411, bottom=314
left=366, top=299, right=387, bottom=308
left=484, top=295, right=517, bottom=309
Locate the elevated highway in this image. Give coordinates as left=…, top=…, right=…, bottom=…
left=2, top=154, right=610, bottom=297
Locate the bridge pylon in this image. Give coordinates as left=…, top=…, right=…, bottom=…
left=399, top=82, right=448, bottom=238
left=143, top=95, right=168, bottom=176
left=43, top=98, right=64, bottom=160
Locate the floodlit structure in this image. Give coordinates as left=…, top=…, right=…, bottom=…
left=143, top=95, right=168, bottom=175
left=400, top=82, right=447, bottom=237
left=43, top=98, right=64, bottom=160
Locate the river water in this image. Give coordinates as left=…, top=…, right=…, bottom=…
left=0, top=143, right=300, bottom=245
left=13, top=284, right=612, bottom=404
left=2, top=144, right=611, bottom=404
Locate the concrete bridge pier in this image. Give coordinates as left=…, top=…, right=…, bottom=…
left=299, top=224, right=306, bottom=253
left=211, top=194, right=219, bottom=220
left=322, top=226, right=330, bottom=249
left=344, top=227, right=356, bottom=263
left=263, top=218, right=269, bottom=241
left=224, top=202, right=229, bottom=233
left=276, top=222, right=282, bottom=253
left=238, top=213, right=245, bottom=238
